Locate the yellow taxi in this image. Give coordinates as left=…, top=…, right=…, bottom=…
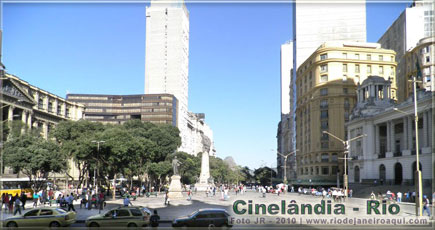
left=3, top=207, right=76, bottom=228
left=86, top=206, right=151, bottom=228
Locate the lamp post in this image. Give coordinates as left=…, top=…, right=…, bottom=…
left=322, top=131, right=366, bottom=197
left=393, top=76, right=423, bottom=216
left=91, top=140, right=105, bottom=196
left=277, top=150, right=299, bottom=184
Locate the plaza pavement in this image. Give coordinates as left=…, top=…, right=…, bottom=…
left=0, top=190, right=433, bottom=228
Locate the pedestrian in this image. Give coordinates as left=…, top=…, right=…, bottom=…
left=4, top=193, right=10, bottom=212
left=20, top=192, right=27, bottom=210
left=397, top=191, right=402, bottom=203
left=9, top=194, right=15, bottom=214
left=13, top=195, right=22, bottom=215
left=406, top=191, right=410, bottom=201
left=187, top=190, right=192, bottom=201
left=164, top=191, right=170, bottom=206
left=67, top=193, right=76, bottom=212
left=412, top=191, right=416, bottom=202
left=48, top=189, right=53, bottom=206
left=349, top=189, right=353, bottom=198
left=370, top=191, right=376, bottom=200
left=98, top=191, right=105, bottom=213
left=150, top=210, right=160, bottom=228
left=422, top=195, right=431, bottom=216
left=123, top=196, right=132, bottom=207
left=32, top=192, right=39, bottom=208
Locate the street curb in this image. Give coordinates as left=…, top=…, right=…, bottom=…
left=75, top=220, right=172, bottom=223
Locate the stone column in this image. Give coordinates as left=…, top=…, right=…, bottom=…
left=386, top=122, right=391, bottom=152
left=34, top=92, right=39, bottom=109
left=8, top=106, right=14, bottom=121
left=27, top=112, right=33, bottom=129
left=375, top=125, right=380, bottom=155
left=423, top=111, right=428, bottom=147
left=390, top=121, right=395, bottom=153
left=383, top=85, right=388, bottom=99
left=42, top=122, right=48, bottom=139
left=53, top=99, right=58, bottom=115
left=21, top=111, right=27, bottom=133
left=408, top=116, right=413, bottom=150
left=403, top=117, right=408, bottom=150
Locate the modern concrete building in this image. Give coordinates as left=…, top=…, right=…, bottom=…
left=187, top=112, right=216, bottom=157
left=0, top=73, right=85, bottom=181
left=347, top=77, right=432, bottom=186
left=66, top=94, right=178, bottom=126
left=295, top=42, right=396, bottom=185
left=378, top=0, right=434, bottom=102
left=145, top=0, right=191, bottom=153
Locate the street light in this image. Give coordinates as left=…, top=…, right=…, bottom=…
left=277, top=149, right=299, bottom=184
left=393, top=76, right=423, bottom=216
left=322, top=130, right=366, bottom=197
left=91, top=140, right=105, bottom=198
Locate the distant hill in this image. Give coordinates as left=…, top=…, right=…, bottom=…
left=224, top=156, right=238, bottom=171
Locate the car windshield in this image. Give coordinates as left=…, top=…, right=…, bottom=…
left=56, top=208, right=66, bottom=214
left=189, top=210, right=199, bottom=217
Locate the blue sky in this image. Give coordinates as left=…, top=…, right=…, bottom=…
left=2, top=2, right=411, bottom=169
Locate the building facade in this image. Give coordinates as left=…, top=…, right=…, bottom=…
left=403, top=37, right=435, bottom=98
left=66, top=94, right=178, bottom=126
left=145, top=0, right=191, bottom=153
left=295, top=42, right=396, bottom=185
left=347, top=77, right=432, bottom=186
left=1, top=73, right=85, bottom=180
left=277, top=41, right=296, bottom=181
left=378, top=1, right=434, bottom=102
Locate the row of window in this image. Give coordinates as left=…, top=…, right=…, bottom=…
left=318, top=53, right=393, bottom=62
left=300, top=165, right=338, bottom=176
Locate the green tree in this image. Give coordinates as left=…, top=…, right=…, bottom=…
left=148, top=161, right=171, bottom=191
left=3, top=133, right=67, bottom=191
left=165, top=152, right=200, bottom=185
left=254, top=167, right=276, bottom=186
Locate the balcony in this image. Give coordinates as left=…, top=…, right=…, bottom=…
left=393, top=151, right=402, bottom=157
left=378, top=151, right=386, bottom=158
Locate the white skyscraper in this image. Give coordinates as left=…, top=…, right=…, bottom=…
left=145, top=0, right=191, bottom=152
left=145, top=0, right=216, bottom=156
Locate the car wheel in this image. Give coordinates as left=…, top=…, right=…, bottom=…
left=208, top=223, right=216, bottom=230
left=49, top=221, right=61, bottom=228
left=6, top=222, right=18, bottom=228
left=89, top=222, right=100, bottom=228
left=127, top=223, right=137, bottom=228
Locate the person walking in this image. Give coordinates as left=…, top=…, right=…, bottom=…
left=20, top=192, right=27, bottom=210
left=150, top=210, right=160, bottom=228
left=67, top=193, right=76, bottom=212
left=98, top=191, right=105, bottom=213
left=32, top=192, right=39, bottom=208
left=9, top=194, right=15, bottom=214
left=4, top=193, right=10, bottom=213
left=422, top=195, right=431, bottom=217
left=13, top=195, right=22, bottom=215
left=164, top=191, right=170, bottom=206
left=123, top=196, right=132, bottom=207
left=397, top=191, right=402, bottom=203
left=349, top=189, right=353, bottom=198
left=405, top=191, right=410, bottom=201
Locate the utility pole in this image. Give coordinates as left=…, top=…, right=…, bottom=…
left=322, top=131, right=366, bottom=197
left=92, top=140, right=105, bottom=196
left=277, top=150, right=299, bottom=184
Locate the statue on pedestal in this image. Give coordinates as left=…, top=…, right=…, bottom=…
left=168, top=155, right=183, bottom=199
left=172, top=156, right=180, bottom=175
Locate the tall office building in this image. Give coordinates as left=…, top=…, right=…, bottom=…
left=378, top=0, right=434, bottom=102
left=145, top=0, right=190, bottom=152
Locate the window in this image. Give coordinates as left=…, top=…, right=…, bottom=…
left=24, top=210, right=40, bottom=217
left=343, top=64, right=348, bottom=72
left=331, top=153, right=338, bottom=162
left=343, top=88, right=348, bottom=94
left=355, top=64, right=360, bottom=73
left=343, top=53, right=347, bottom=59
left=320, top=88, right=328, bottom=96
left=321, top=120, right=329, bottom=129
left=320, top=53, right=327, bottom=60
left=321, top=153, right=329, bottom=162
left=322, top=166, right=329, bottom=175
left=320, top=75, right=328, bottom=82
left=320, top=99, right=328, bottom=108
left=117, top=210, right=131, bottom=217
left=344, top=98, right=350, bottom=108
left=196, top=213, right=209, bottom=219
left=321, top=142, right=329, bottom=149
left=320, top=64, right=328, bottom=73
left=57, top=105, right=62, bottom=115
left=343, top=75, right=348, bottom=82
left=321, top=132, right=329, bottom=140
left=130, top=209, right=143, bottom=217
left=320, top=110, right=328, bottom=119
left=355, top=54, right=360, bottom=60
left=39, top=210, right=53, bottom=216
left=379, top=66, right=384, bottom=74
left=332, top=166, right=338, bottom=174
left=379, top=55, right=383, bottom=61
left=367, top=54, right=371, bottom=60
left=367, top=65, right=372, bottom=74
left=344, top=110, right=350, bottom=122
left=426, top=56, right=430, bottom=63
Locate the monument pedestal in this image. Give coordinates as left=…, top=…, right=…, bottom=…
left=168, top=175, right=183, bottom=199
left=195, top=152, right=212, bottom=191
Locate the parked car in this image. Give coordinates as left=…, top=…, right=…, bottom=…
left=172, top=208, right=232, bottom=228
left=85, top=206, right=151, bottom=228
left=3, top=207, right=76, bottom=228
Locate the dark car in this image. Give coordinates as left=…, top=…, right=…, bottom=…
left=172, top=208, right=232, bottom=228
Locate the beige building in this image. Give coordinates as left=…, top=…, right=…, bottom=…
left=1, top=73, right=85, bottom=181
left=295, top=42, right=397, bottom=185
